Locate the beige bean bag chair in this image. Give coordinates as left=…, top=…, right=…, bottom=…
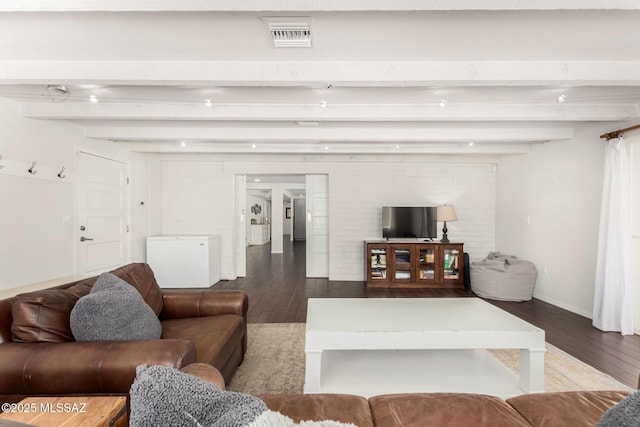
left=470, top=252, right=537, bottom=301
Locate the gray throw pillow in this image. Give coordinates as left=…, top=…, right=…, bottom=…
left=70, top=272, right=162, bottom=341
left=130, top=365, right=267, bottom=427
left=596, top=391, right=640, bottom=427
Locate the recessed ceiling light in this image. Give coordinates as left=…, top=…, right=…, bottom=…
left=180, top=140, right=186, bottom=147
left=468, top=141, right=475, bottom=147
left=253, top=178, right=261, bottom=182
left=395, top=144, right=400, bottom=150
left=439, top=99, right=448, bottom=107
left=557, top=94, right=567, bottom=103
left=323, top=145, right=329, bottom=151
left=251, top=143, right=257, bottom=149
left=319, top=100, right=327, bottom=108
left=205, top=98, right=212, bottom=107
left=89, top=95, right=98, bottom=103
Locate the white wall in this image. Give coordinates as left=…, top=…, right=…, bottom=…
left=157, top=155, right=497, bottom=281
left=283, top=201, right=292, bottom=236
left=495, top=122, right=620, bottom=317
left=329, top=162, right=496, bottom=280
left=129, top=152, right=153, bottom=262
left=0, top=98, right=129, bottom=290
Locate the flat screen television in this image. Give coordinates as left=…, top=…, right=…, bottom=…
left=382, top=206, right=437, bottom=240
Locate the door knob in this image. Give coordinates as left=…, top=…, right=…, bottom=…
left=80, top=236, right=94, bottom=242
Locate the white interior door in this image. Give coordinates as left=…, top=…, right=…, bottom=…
left=306, top=174, right=329, bottom=277
left=76, top=152, right=128, bottom=274
left=236, top=175, right=247, bottom=277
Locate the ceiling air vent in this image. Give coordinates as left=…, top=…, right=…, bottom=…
left=264, top=17, right=312, bottom=48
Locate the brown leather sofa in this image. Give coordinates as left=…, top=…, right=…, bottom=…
left=0, top=263, right=247, bottom=403
left=196, top=364, right=630, bottom=427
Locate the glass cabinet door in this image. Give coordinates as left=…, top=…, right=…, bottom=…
left=442, top=246, right=461, bottom=281
left=391, top=245, right=414, bottom=282
left=368, top=245, right=389, bottom=282
left=417, top=246, right=436, bottom=283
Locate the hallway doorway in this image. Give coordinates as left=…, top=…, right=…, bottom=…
left=240, top=174, right=307, bottom=279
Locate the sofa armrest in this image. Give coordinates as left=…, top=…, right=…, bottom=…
left=160, top=290, right=248, bottom=321
left=0, top=340, right=196, bottom=395
left=180, top=363, right=226, bottom=390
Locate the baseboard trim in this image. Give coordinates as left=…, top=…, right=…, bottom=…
left=533, top=293, right=593, bottom=319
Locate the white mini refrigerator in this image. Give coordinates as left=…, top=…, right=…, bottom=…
left=146, top=235, right=221, bottom=288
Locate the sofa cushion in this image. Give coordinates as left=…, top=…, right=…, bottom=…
left=11, top=289, right=80, bottom=342
left=161, top=314, right=244, bottom=369
left=507, top=390, right=630, bottom=427
left=259, top=394, right=374, bottom=427
left=70, top=273, right=162, bottom=341
left=109, top=263, right=163, bottom=316
left=369, top=393, right=531, bottom=427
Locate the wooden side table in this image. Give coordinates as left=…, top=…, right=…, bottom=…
left=0, top=396, right=126, bottom=427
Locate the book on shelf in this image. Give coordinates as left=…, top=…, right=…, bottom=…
left=444, top=252, right=459, bottom=269
left=444, top=273, right=459, bottom=279
left=420, top=270, right=435, bottom=280
left=395, top=271, right=411, bottom=279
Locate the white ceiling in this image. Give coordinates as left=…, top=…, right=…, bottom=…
left=1, top=0, right=639, bottom=154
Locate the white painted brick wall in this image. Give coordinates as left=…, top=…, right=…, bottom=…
left=329, top=162, right=495, bottom=280
left=158, top=158, right=496, bottom=282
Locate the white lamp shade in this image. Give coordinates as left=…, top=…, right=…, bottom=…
left=437, top=205, right=457, bottom=222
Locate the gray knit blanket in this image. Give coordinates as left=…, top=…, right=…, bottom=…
left=130, top=365, right=355, bottom=427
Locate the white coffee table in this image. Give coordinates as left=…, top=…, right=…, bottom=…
left=304, top=298, right=545, bottom=398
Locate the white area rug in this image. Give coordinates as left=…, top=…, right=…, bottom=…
left=228, top=323, right=631, bottom=395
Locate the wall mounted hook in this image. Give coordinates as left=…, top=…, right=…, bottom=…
left=28, top=161, right=37, bottom=175
left=57, top=166, right=66, bottom=179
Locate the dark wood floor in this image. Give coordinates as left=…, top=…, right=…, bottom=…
left=216, top=240, right=640, bottom=389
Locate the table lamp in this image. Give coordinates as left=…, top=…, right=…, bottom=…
left=437, top=204, right=457, bottom=243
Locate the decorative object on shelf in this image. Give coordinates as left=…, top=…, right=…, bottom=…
left=437, top=204, right=457, bottom=243
left=250, top=204, right=262, bottom=214
left=27, top=161, right=37, bottom=175
left=57, top=166, right=66, bottom=179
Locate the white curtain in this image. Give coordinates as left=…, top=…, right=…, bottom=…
left=593, top=137, right=634, bottom=334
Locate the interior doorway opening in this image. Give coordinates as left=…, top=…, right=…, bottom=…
left=241, top=174, right=307, bottom=278
left=237, top=173, right=329, bottom=279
